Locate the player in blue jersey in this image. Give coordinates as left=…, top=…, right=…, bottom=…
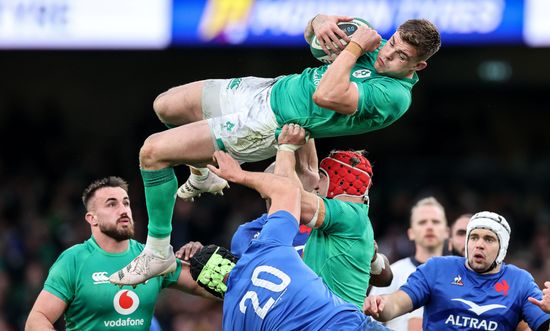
left=364, top=211, right=550, bottom=331
left=230, top=212, right=312, bottom=258
left=188, top=150, right=390, bottom=331
left=229, top=157, right=313, bottom=258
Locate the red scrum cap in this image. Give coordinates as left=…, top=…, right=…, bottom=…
left=319, top=150, right=373, bottom=201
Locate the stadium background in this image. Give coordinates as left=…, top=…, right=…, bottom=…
left=1, top=0, right=550, bottom=330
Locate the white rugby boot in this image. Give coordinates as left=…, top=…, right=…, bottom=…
left=109, top=246, right=177, bottom=286
left=177, top=171, right=229, bottom=201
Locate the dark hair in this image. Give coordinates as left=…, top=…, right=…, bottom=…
left=398, top=19, right=441, bottom=60
left=190, top=244, right=238, bottom=299
left=81, top=176, right=129, bottom=209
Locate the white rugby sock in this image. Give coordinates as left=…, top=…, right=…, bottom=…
left=190, top=166, right=209, bottom=181
left=145, top=235, right=171, bottom=258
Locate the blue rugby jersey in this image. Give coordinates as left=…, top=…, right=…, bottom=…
left=230, top=213, right=310, bottom=258
left=223, top=211, right=367, bottom=331
left=400, top=256, right=550, bottom=330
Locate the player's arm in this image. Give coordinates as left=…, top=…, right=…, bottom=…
left=369, top=241, right=393, bottom=287
left=313, top=26, right=381, bottom=114
left=525, top=280, right=550, bottom=331
left=529, top=281, right=550, bottom=313
left=294, top=138, right=320, bottom=193
left=304, top=14, right=352, bottom=53
left=171, top=263, right=221, bottom=300
left=208, top=151, right=301, bottom=220
left=25, top=290, right=67, bottom=330
left=363, top=290, right=414, bottom=322
left=275, top=124, right=325, bottom=228
left=173, top=241, right=220, bottom=299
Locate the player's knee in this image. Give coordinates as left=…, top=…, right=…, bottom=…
left=153, top=90, right=193, bottom=127
left=139, top=134, right=164, bottom=168
left=153, top=92, right=172, bottom=122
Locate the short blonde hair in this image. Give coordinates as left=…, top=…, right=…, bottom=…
left=410, top=196, right=447, bottom=225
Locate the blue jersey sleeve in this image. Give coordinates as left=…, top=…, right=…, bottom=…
left=521, top=272, right=550, bottom=329
left=230, top=214, right=268, bottom=258
left=400, top=259, right=433, bottom=309
left=256, top=210, right=299, bottom=246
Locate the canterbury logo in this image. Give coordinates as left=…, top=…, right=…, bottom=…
left=452, top=298, right=506, bottom=315
left=92, top=272, right=110, bottom=284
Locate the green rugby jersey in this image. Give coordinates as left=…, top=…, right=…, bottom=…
left=270, top=40, right=418, bottom=138
left=43, top=237, right=182, bottom=331
left=302, top=198, right=374, bottom=308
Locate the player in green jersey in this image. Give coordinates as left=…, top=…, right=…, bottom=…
left=25, top=177, right=213, bottom=331
left=110, top=14, right=440, bottom=286
left=275, top=124, right=391, bottom=308
left=180, top=124, right=392, bottom=309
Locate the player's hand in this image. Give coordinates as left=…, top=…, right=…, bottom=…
left=350, top=26, right=381, bottom=53
left=175, top=241, right=204, bottom=261
left=528, top=281, right=550, bottom=313
left=278, top=124, right=307, bottom=146
left=312, top=14, right=353, bottom=56
left=208, top=151, right=246, bottom=184
left=363, top=295, right=386, bottom=319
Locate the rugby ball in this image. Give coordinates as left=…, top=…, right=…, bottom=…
left=310, top=18, right=371, bottom=64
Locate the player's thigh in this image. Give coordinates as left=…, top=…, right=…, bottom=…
left=154, top=81, right=205, bottom=124
left=142, top=120, right=216, bottom=167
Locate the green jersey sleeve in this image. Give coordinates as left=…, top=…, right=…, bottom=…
left=356, top=77, right=412, bottom=130
left=161, top=259, right=183, bottom=288
left=43, top=249, right=77, bottom=303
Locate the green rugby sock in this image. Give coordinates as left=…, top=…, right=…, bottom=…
left=141, top=167, right=177, bottom=238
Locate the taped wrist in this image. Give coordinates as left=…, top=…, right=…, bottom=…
left=345, top=40, right=364, bottom=57
left=276, top=144, right=301, bottom=152
left=306, top=196, right=321, bottom=228
left=370, top=253, right=385, bottom=275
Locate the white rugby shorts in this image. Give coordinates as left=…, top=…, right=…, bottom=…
left=202, top=77, right=281, bottom=163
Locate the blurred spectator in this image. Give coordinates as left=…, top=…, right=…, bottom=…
left=448, top=213, right=471, bottom=256
left=370, top=197, right=448, bottom=330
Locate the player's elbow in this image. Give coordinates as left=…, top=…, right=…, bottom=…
left=312, top=92, right=356, bottom=114
left=288, top=185, right=302, bottom=201
left=275, top=177, right=301, bottom=197
left=312, top=89, right=331, bottom=107
left=25, top=311, right=52, bottom=331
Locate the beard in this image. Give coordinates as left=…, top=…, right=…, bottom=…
left=99, top=220, right=135, bottom=241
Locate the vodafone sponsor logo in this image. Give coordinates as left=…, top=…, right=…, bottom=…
left=113, top=290, right=140, bottom=315
left=103, top=290, right=145, bottom=328
left=103, top=318, right=145, bottom=328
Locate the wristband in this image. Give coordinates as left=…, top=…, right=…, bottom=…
left=370, top=253, right=385, bottom=275
left=276, top=144, right=301, bottom=152
left=344, top=40, right=364, bottom=57
left=306, top=196, right=321, bottom=228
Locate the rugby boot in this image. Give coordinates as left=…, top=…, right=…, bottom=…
left=177, top=171, right=229, bottom=201
left=109, top=246, right=177, bottom=286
